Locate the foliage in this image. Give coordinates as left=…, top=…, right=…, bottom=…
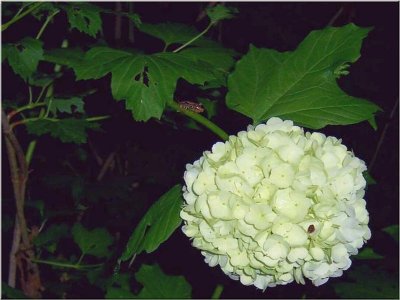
left=333, top=265, right=398, bottom=298
left=3, top=37, right=43, bottom=80
left=226, top=25, right=380, bottom=129
left=1, top=1, right=397, bottom=299
left=382, top=224, right=399, bottom=243
left=120, top=184, right=183, bottom=260
left=26, top=119, right=100, bottom=144
left=72, top=223, right=114, bottom=258
left=135, top=264, right=192, bottom=298
left=73, top=48, right=214, bottom=121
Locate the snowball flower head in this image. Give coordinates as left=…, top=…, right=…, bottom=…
left=180, top=117, right=371, bottom=289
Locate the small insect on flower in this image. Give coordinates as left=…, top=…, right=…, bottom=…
left=307, top=224, right=315, bottom=233
left=178, top=101, right=205, bottom=113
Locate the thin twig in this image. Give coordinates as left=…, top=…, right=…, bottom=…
left=368, top=98, right=399, bottom=172
left=97, top=152, right=116, bottom=181
left=2, top=2, right=43, bottom=32
left=35, top=9, right=60, bottom=40
left=128, top=2, right=135, bottom=44
left=88, top=140, right=104, bottom=166
left=196, top=2, right=216, bottom=22
left=115, top=2, right=122, bottom=41
left=172, top=22, right=214, bottom=53
left=327, top=6, right=344, bottom=26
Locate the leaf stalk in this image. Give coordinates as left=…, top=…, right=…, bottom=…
left=1, top=2, right=43, bottom=32
left=172, top=22, right=214, bottom=53
left=168, top=101, right=229, bottom=141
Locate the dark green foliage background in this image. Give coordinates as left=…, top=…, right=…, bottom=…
left=2, top=2, right=398, bottom=299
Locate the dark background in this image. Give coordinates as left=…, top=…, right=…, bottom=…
left=2, top=2, right=399, bottom=298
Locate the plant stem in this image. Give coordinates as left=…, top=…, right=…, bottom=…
left=10, top=115, right=110, bottom=130
left=31, top=258, right=103, bottom=270
left=35, top=82, right=52, bottom=103
left=8, top=216, right=21, bottom=287
left=86, top=115, right=111, bottom=122
left=44, top=97, right=53, bottom=117
left=167, top=101, right=229, bottom=141
left=76, top=253, right=85, bottom=265
left=172, top=22, right=214, bottom=53
left=25, top=140, right=37, bottom=167
left=28, top=86, right=33, bottom=104
left=2, top=109, right=42, bottom=297
left=327, top=6, right=344, bottom=26
left=35, top=9, right=60, bottom=40
left=2, top=2, right=43, bottom=32
left=368, top=98, right=399, bottom=172
left=7, top=102, right=47, bottom=121
left=211, top=284, right=224, bottom=299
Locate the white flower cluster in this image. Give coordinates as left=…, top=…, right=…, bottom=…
left=180, top=117, right=371, bottom=289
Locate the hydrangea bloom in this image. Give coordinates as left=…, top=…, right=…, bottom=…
left=180, top=117, right=371, bottom=289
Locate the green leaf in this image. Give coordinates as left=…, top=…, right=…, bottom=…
left=87, top=268, right=104, bottom=286
left=180, top=46, right=237, bottom=71
left=73, top=47, right=214, bottom=121
left=127, top=13, right=142, bottom=27
left=26, top=199, right=45, bottom=218
left=363, top=171, right=377, bottom=185
left=135, top=264, right=191, bottom=298
left=333, top=265, right=398, bottom=298
left=72, top=223, right=113, bottom=258
left=207, top=5, right=238, bottom=23
left=382, top=225, right=399, bottom=243
left=48, top=97, right=84, bottom=116
left=1, top=282, right=27, bottom=299
left=26, top=119, right=99, bottom=144
left=5, top=37, right=43, bottom=81
left=180, top=46, right=237, bottom=87
left=105, top=273, right=135, bottom=299
left=28, top=72, right=61, bottom=87
left=2, top=44, right=10, bottom=62
left=43, top=48, right=84, bottom=67
left=368, top=116, right=378, bottom=131
left=354, top=247, right=384, bottom=260
left=198, top=98, right=218, bottom=119
left=226, top=24, right=381, bottom=129
left=105, top=287, right=135, bottom=299
left=64, top=3, right=102, bottom=37
left=34, top=224, right=69, bottom=253
left=120, top=185, right=183, bottom=260
left=32, top=2, right=59, bottom=20
left=138, top=22, right=217, bottom=48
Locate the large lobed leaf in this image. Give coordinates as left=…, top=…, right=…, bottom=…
left=72, top=223, right=113, bottom=258
left=3, top=37, right=43, bottom=81
left=43, top=48, right=84, bottom=68
left=105, top=273, right=135, bottom=299
left=33, top=223, right=69, bottom=253
left=48, top=97, right=85, bottom=116
left=120, top=185, right=183, bottom=260
left=206, top=4, right=238, bottom=23
left=73, top=47, right=215, bottom=121
left=135, top=264, right=192, bottom=298
left=226, top=24, right=381, bottom=129
left=63, top=3, right=102, bottom=37
left=26, top=118, right=99, bottom=144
